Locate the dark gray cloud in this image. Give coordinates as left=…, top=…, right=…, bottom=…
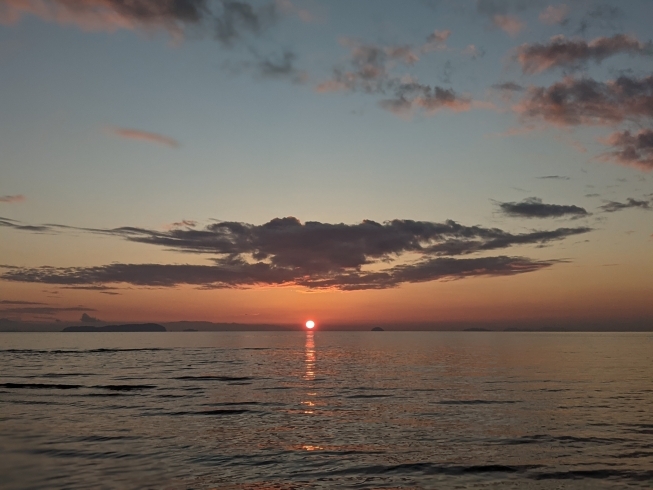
left=493, top=82, right=524, bottom=92
left=0, top=216, right=592, bottom=291
left=599, top=198, right=651, bottom=213
left=498, top=197, right=590, bottom=219
left=80, top=313, right=101, bottom=323
left=516, top=34, right=653, bottom=74
left=240, top=49, right=307, bottom=83
left=601, top=129, right=653, bottom=171
left=0, top=256, right=560, bottom=291
left=517, top=75, right=653, bottom=126
left=0, top=300, right=45, bottom=305
left=0, top=216, right=51, bottom=232
left=537, top=175, right=570, bottom=180
left=0, top=305, right=96, bottom=315
left=215, top=0, right=276, bottom=46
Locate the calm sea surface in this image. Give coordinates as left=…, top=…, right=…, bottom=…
left=1, top=332, right=652, bottom=489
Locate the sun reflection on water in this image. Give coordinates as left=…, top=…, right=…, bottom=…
left=302, top=331, right=316, bottom=415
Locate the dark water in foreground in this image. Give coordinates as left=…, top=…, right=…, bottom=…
left=1, top=332, right=652, bottom=489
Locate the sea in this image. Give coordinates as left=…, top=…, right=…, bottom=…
left=1, top=331, right=652, bottom=489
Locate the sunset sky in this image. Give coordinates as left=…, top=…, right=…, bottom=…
left=1, top=0, right=652, bottom=329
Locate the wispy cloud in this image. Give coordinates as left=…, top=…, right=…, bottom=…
left=316, top=37, right=472, bottom=118
left=599, top=198, right=651, bottom=213
left=0, top=305, right=96, bottom=315
left=492, top=14, right=526, bottom=36
left=109, top=127, right=179, bottom=148
left=0, top=194, right=25, bottom=203
left=537, top=175, right=570, bottom=181
left=516, top=34, right=653, bottom=74
left=498, top=197, right=589, bottom=218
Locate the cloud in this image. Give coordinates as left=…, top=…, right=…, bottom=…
left=539, top=4, right=569, bottom=25
left=493, top=82, right=524, bottom=92
left=0, top=216, right=591, bottom=291
left=251, top=49, right=307, bottom=83
left=516, top=75, right=653, bottom=126
left=537, top=175, right=570, bottom=180
left=0, top=0, right=210, bottom=36
left=80, top=312, right=101, bottom=322
left=422, top=29, right=451, bottom=52
left=0, top=305, right=97, bottom=315
left=316, top=38, right=471, bottom=118
left=600, top=129, right=653, bottom=171
left=109, top=127, right=179, bottom=147
left=0, top=0, right=280, bottom=44
left=0, top=256, right=561, bottom=291
left=0, top=195, right=25, bottom=203
left=516, top=35, right=653, bottom=74
left=492, top=14, right=525, bottom=36
left=577, top=4, right=624, bottom=34
left=316, top=39, right=419, bottom=94
left=0, top=300, right=45, bottom=305
left=378, top=83, right=472, bottom=118
left=599, top=198, right=651, bottom=213
left=170, top=220, right=198, bottom=229
left=0, top=216, right=50, bottom=232
left=498, top=197, right=589, bottom=218
left=215, top=0, right=276, bottom=46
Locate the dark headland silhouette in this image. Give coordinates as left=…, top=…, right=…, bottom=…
left=371, top=327, right=384, bottom=331
left=63, top=323, right=166, bottom=332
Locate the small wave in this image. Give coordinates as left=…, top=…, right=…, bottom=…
left=167, top=409, right=251, bottom=416
left=320, top=462, right=536, bottom=477
left=347, top=394, right=394, bottom=399
left=95, top=384, right=155, bottom=391
left=532, top=469, right=653, bottom=481
left=438, top=400, right=519, bottom=405
left=0, top=348, right=170, bottom=354
left=175, top=376, right=254, bottom=382
left=29, top=448, right=135, bottom=460
left=0, top=382, right=155, bottom=391
left=0, top=382, right=82, bottom=390
left=499, top=434, right=625, bottom=445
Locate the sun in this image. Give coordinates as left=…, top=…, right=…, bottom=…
left=305, top=320, right=315, bottom=329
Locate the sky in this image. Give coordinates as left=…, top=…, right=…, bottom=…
left=0, top=0, right=652, bottom=329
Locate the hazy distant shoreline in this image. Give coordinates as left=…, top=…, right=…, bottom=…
left=0, top=319, right=651, bottom=333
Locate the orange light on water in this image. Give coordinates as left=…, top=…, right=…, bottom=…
left=305, top=320, right=315, bottom=329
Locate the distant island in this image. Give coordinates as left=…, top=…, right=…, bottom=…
left=371, top=327, right=384, bottom=331
left=463, top=328, right=492, bottom=332
left=63, top=323, right=166, bottom=332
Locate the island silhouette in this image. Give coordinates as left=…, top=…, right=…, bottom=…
left=63, top=323, right=166, bottom=332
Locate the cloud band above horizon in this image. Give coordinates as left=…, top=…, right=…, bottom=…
left=0, top=215, right=591, bottom=291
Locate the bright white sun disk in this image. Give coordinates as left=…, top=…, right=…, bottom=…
left=305, top=320, right=315, bottom=329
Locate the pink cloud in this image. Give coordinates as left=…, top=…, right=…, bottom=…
left=599, top=129, right=653, bottom=171
left=493, top=14, right=526, bottom=37
left=0, top=194, right=25, bottom=203
left=109, top=127, right=179, bottom=148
